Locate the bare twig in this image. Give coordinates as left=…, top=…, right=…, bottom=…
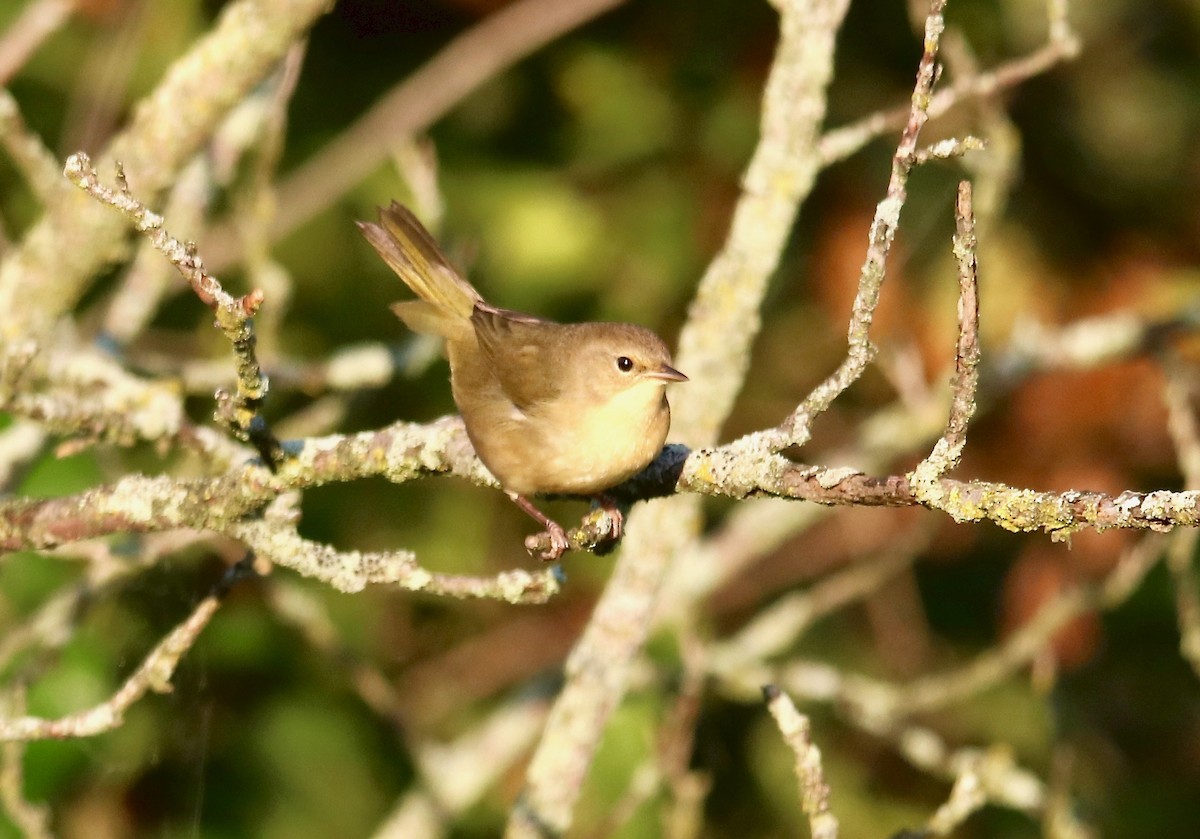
left=0, top=0, right=333, bottom=347
left=64, top=152, right=282, bottom=464
left=102, top=156, right=214, bottom=344
left=766, top=534, right=1164, bottom=729
left=818, top=0, right=1079, bottom=166
left=763, top=686, right=838, bottom=839
left=911, top=179, right=982, bottom=505
left=895, top=724, right=1092, bottom=836
left=898, top=728, right=1042, bottom=824
left=709, top=524, right=933, bottom=693
left=758, top=0, right=948, bottom=453
left=0, top=558, right=246, bottom=742
left=0, top=690, right=53, bottom=838
left=370, top=693, right=552, bottom=838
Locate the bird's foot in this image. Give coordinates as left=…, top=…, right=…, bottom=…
left=525, top=521, right=570, bottom=562
left=593, top=494, right=624, bottom=541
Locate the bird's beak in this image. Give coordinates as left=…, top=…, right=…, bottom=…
left=645, top=364, right=688, bottom=383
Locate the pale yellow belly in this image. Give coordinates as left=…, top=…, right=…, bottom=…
left=462, top=385, right=671, bottom=497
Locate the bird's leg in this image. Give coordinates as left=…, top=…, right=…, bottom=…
left=507, top=491, right=569, bottom=561
left=592, top=494, right=624, bottom=541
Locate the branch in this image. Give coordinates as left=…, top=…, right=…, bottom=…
left=0, top=555, right=250, bottom=742
left=0, top=0, right=332, bottom=347
left=760, top=0, right=949, bottom=453
left=508, top=1, right=854, bottom=834
left=233, top=519, right=561, bottom=602
left=770, top=534, right=1164, bottom=728
left=763, top=686, right=839, bottom=839
left=911, top=179, right=982, bottom=504
left=817, top=0, right=1079, bottom=166
left=7, top=404, right=1200, bottom=560
left=64, top=152, right=282, bottom=463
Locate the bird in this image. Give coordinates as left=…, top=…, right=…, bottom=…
left=357, top=202, right=686, bottom=561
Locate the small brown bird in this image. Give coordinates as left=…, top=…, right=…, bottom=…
left=358, top=202, right=686, bottom=561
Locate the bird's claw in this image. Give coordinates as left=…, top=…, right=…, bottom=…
left=522, top=505, right=625, bottom=561
left=599, top=506, right=623, bottom=541
left=592, top=495, right=624, bottom=542
left=525, top=522, right=570, bottom=562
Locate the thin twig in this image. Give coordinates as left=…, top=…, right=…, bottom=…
left=0, top=690, right=53, bottom=838
left=818, top=2, right=1079, bottom=166
left=102, top=156, right=214, bottom=344
left=767, top=534, right=1164, bottom=729
left=64, top=152, right=283, bottom=466
left=763, top=686, right=838, bottom=839
left=763, top=0, right=949, bottom=452
left=709, top=524, right=933, bottom=693
left=0, top=555, right=254, bottom=742
left=911, top=179, right=981, bottom=506
left=0, top=0, right=333, bottom=347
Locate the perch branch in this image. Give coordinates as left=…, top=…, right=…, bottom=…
left=508, top=0, right=854, bottom=834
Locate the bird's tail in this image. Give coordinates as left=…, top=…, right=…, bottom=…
left=357, top=202, right=482, bottom=339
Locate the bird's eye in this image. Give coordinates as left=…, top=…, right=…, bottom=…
left=616, top=356, right=634, bottom=373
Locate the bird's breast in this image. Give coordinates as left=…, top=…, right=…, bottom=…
left=460, top=380, right=671, bottom=497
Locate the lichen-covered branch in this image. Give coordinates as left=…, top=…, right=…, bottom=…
left=0, top=0, right=332, bottom=347
left=761, top=0, right=947, bottom=453
left=64, top=151, right=280, bottom=461
left=507, top=1, right=853, bottom=833
left=817, top=0, right=1079, bottom=166
left=763, top=686, right=838, bottom=839
left=233, top=519, right=560, bottom=602
left=0, top=577, right=228, bottom=741
left=911, top=179, right=982, bottom=504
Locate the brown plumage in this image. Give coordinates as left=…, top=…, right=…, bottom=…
left=357, top=202, right=686, bottom=560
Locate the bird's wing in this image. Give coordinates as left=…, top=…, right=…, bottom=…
left=470, top=304, right=565, bottom=410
